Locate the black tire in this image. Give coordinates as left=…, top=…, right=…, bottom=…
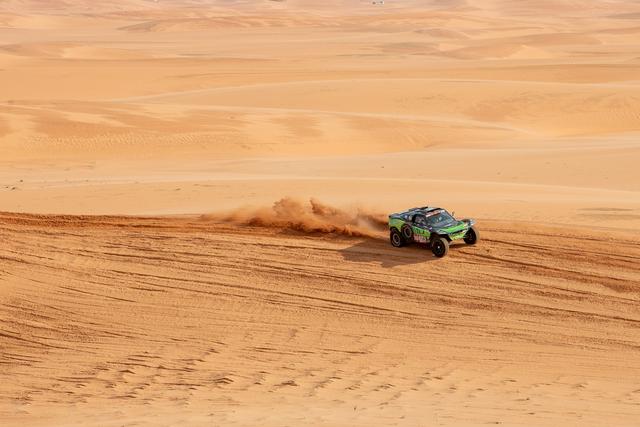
left=390, top=228, right=405, bottom=247
left=401, top=224, right=414, bottom=244
left=431, top=236, right=449, bottom=258
left=464, top=226, right=479, bottom=245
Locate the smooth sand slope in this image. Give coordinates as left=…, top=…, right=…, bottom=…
left=1, top=212, right=639, bottom=426
left=1, top=0, right=640, bottom=425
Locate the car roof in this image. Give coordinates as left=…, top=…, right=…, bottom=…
left=396, top=206, right=441, bottom=216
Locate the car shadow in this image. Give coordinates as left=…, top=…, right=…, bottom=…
left=338, top=238, right=463, bottom=268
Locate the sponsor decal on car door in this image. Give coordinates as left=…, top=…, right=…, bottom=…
left=412, top=221, right=431, bottom=243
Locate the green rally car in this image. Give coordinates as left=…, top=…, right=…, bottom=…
left=388, top=206, right=478, bottom=258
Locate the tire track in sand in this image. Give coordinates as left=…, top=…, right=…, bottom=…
left=1, top=212, right=639, bottom=426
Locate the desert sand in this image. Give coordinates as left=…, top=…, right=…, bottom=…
left=1, top=0, right=640, bottom=426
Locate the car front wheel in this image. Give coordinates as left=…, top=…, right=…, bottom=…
left=431, top=236, right=449, bottom=258
left=464, top=226, right=479, bottom=245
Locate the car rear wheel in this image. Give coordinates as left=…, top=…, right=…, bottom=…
left=431, top=236, right=449, bottom=258
left=390, top=229, right=405, bottom=247
left=464, top=226, right=479, bottom=245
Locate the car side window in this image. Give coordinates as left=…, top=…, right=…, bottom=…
left=415, top=215, right=426, bottom=226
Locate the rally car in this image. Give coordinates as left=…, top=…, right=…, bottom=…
left=388, top=206, right=478, bottom=257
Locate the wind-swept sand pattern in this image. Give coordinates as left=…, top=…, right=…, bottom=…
left=1, top=0, right=639, bottom=223
left=1, top=0, right=640, bottom=425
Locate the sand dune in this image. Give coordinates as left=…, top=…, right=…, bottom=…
left=1, top=213, right=639, bottom=426
left=2, top=0, right=640, bottom=425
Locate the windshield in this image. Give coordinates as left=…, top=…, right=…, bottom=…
left=424, top=210, right=456, bottom=228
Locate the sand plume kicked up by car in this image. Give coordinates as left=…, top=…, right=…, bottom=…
left=202, top=197, right=388, bottom=238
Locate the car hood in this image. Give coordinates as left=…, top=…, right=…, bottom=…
left=433, top=219, right=473, bottom=234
